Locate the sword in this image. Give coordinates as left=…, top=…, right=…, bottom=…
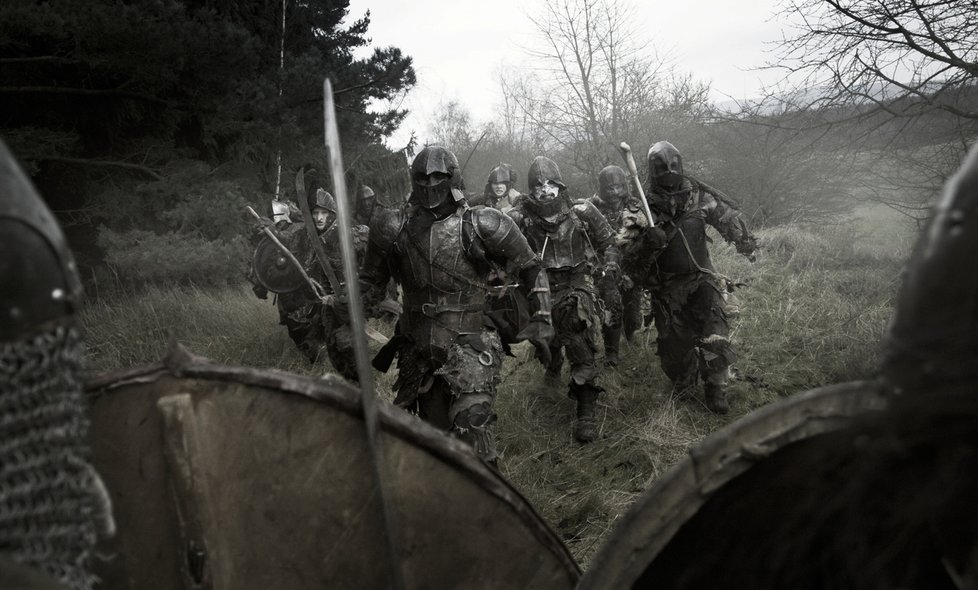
left=323, top=77, right=404, bottom=589
left=617, top=142, right=656, bottom=228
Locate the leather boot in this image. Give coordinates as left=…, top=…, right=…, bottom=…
left=704, top=382, right=729, bottom=414
left=574, top=399, right=598, bottom=443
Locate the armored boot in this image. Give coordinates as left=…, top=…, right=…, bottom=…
left=704, top=382, right=729, bottom=414
left=569, top=382, right=602, bottom=443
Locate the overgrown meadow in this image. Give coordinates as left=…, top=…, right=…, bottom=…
left=80, top=204, right=914, bottom=565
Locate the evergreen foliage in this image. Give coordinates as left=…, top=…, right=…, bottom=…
left=0, top=0, right=416, bottom=285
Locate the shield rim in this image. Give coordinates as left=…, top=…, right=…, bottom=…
left=577, top=379, right=889, bottom=590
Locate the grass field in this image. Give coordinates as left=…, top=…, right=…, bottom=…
left=80, top=204, right=915, bottom=565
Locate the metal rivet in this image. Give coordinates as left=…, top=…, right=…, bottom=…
left=52, top=288, right=65, bottom=301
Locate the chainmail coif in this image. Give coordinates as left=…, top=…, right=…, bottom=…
left=0, top=324, right=113, bottom=590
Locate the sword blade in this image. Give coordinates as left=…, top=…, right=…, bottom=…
left=323, top=77, right=405, bottom=590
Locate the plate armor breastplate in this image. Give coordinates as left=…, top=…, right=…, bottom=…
left=395, top=211, right=487, bottom=361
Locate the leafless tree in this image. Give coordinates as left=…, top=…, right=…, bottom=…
left=743, top=0, right=978, bottom=220
left=770, top=0, right=978, bottom=124
left=425, top=99, right=475, bottom=153
left=504, top=0, right=674, bottom=187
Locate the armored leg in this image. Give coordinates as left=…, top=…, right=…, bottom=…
left=545, top=345, right=564, bottom=382
left=435, top=332, right=504, bottom=461
left=688, top=284, right=736, bottom=414
left=652, top=296, right=699, bottom=396
left=553, top=289, right=603, bottom=442
left=602, top=325, right=621, bottom=367
left=323, top=312, right=358, bottom=383
left=414, top=380, right=453, bottom=431
left=621, top=285, right=643, bottom=342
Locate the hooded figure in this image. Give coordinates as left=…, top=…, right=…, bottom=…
left=507, top=156, right=622, bottom=443
left=359, top=145, right=553, bottom=463
left=619, top=141, right=757, bottom=413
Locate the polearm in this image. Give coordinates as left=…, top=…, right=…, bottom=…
left=323, top=77, right=405, bottom=590
left=617, top=142, right=655, bottom=228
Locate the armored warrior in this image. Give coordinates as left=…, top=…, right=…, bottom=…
left=360, top=145, right=553, bottom=463
left=280, top=172, right=366, bottom=381
left=482, top=163, right=522, bottom=211
left=619, top=141, right=757, bottom=413
left=353, top=185, right=377, bottom=226
left=507, top=156, right=621, bottom=443
left=588, top=165, right=646, bottom=367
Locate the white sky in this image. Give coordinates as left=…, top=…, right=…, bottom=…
left=346, top=0, right=788, bottom=148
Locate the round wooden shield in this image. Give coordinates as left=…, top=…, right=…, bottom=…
left=85, top=345, right=579, bottom=589
left=578, top=380, right=895, bottom=590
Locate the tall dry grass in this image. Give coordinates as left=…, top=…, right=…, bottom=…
left=79, top=204, right=915, bottom=565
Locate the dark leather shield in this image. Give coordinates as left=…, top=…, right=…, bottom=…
left=253, top=236, right=304, bottom=294
left=85, top=345, right=580, bottom=589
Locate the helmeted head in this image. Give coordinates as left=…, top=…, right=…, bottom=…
left=598, top=165, right=629, bottom=205
left=486, top=164, right=517, bottom=200
left=648, top=141, right=685, bottom=192
left=410, top=145, right=464, bottom=210
left=1, top=142, right=82, bottom=339
left=527, top=156, right=566, bottom=203
left=271, top=199, right=291, bottom=225
left=355, top=185, right=376, bottom=222
left=310, top=188, right=337, bottom=231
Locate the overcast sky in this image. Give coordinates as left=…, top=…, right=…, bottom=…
left=346, top=0, right=788, bottom=148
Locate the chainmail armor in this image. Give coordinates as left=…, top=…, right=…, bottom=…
left=0, top=324, right=111, bottom=590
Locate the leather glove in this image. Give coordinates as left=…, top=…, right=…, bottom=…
left=516, top=320, right=554, bottom=367
left=736, top=235, right=759, bottom=262
left=253, top=216, right=276, bottom=235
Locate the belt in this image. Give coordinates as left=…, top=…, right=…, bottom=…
left=404, top=302, right=485, bottom=318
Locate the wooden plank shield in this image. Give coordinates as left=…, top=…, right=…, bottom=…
left=85, top=345, right=579, bottom=589
left=578, top=380, right=893, bottom=590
